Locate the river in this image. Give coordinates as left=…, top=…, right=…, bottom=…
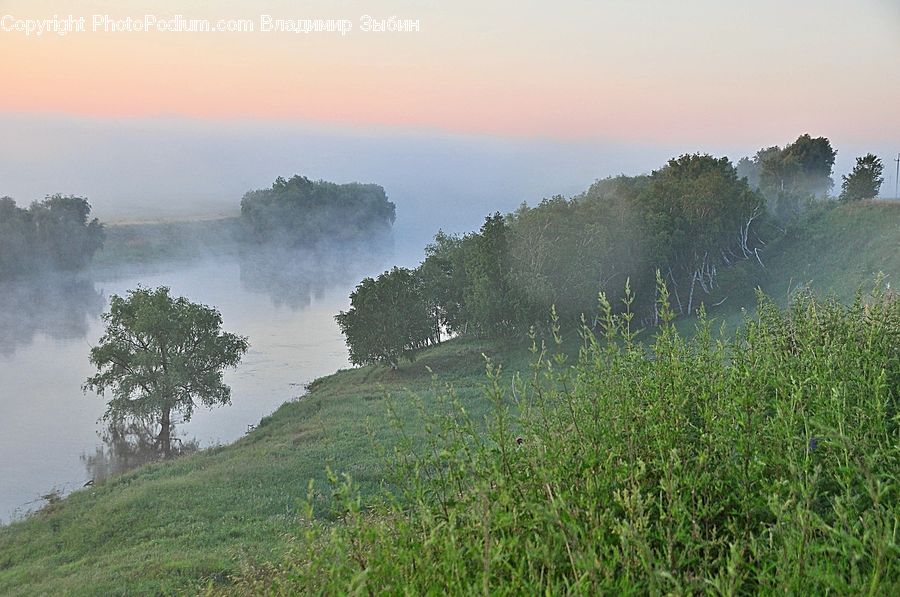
left=0, top=248, right=389, bottom=523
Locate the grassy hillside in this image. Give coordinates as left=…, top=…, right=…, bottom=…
left=0, top=339, right=535, bottom=595
left=761, top=200, right=900, bottom=300
left=701, top=200, right=900, bottom=331
left=0, top=201, right=897, bottom=595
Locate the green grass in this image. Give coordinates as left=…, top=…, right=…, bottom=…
left=0, top=201, right=897, bottom=595
left=762, top=200, right=900, bottom=300
left=695, top=200, right=900, bottom=334
left=0, top=338, right=536, bottom=595
left=222, top=284, right=900, bottom=595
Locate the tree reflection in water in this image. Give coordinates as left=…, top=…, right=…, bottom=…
left=0, top=274, right=105, bottom=356
left=81, top=416, right=199, bottom=484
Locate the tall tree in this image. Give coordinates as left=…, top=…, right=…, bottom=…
left=463, top=213, right=524, bottom=335
left=418, top=231, right=470, bottom=336
left=84, top=287, right=249, bottom=457
left=638, top=154, right=765, bottom=313
left=757, top=135, right=836, bottom=200
left=0, top=197, right=33, bottom=278
left=840, top=153, right=884, bottom=202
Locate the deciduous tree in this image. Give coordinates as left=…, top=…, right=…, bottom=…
left=336, top=267, right=436, bottom=368
left=840, top=153, right=884, bottom=202
left=84, top=287, right=249, bottom=457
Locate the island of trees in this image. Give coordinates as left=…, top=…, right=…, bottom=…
left=0, top=174, right=397, bottom=282
left=240, top=175, right=396, bottom=247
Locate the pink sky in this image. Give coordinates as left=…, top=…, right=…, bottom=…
left=2, top=0, right=899, bottom=144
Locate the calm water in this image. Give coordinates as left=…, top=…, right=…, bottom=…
left=0, top=249, right=387, bottom=523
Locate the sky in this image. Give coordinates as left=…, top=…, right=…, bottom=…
left=1, top=0, right=899, bottom=245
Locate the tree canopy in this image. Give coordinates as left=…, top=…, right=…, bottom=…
left=240, top=175, right=396, bottom=247
left=335, top=267, right=437, bottom=368
left=737, top=134, right=836, bottom=220
left=84, top=287, right=249, bottom=457
left=336, top=152, right=772, bottom=361
left=0, top=194, right=104, bottom=279
left=840, top=154, right=884, bottom=202
left=637, top=154, right=765, bottom=313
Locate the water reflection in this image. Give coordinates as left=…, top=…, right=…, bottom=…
left=237, top=244, right=391, bottom=310
left=0, top=275, right=105, bottom=356
left=1, top=244, right=391, bottom=523
left=81, top=417, right=198, bottom=484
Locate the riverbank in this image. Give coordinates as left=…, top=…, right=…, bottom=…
left=0, top=337, right=532, bottom=595
left=1, top=201, right=897, bottom=594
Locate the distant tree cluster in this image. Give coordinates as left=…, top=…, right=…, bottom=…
left=240, top=175, right=396, bottom=247
left=736, top=133, right=836, bottom=221
left=338, top=153, right=769, bottom=365
left=0, top=194, right=105, bottom=279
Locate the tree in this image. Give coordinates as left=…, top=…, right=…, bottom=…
left=336, top=267, right=436, bottom=368
left=757, top=134, right=836, bottom=199
left=30, top=194, right=105, bottom=270
left=84, top=287, right=249, bottom=457
left=0, top=194, right=104, bottom=280
left=0, top=197, right=33, bottom=278
left=637, top=154, right=765, bottom=314
left=417, top=230, right=469, bottom=336
left=463, top=213, right=525, bottom=335
left=840, top=153, right=884, bottom=202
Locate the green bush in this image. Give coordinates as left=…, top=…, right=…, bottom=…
left=225, top=280, right=899, bottom=595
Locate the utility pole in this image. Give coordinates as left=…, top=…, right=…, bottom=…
left=895, top=153, right=899, bottom=199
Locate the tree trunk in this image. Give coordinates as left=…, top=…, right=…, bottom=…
left=159, top=407, right=172, bottom=458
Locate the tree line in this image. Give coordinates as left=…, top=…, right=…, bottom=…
left=735, top=133, right=885, bottom=220
left=0, top=194, right=105, bottom=280
left=0, top=174, right=398, bottom=281
left=337, top=136, right=889, bottom=367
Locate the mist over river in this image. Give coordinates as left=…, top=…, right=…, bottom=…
left=0, top=249, right=390, bottom=524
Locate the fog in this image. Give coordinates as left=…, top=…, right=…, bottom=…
left=0, top=115, right=674, bottom=263
left=0, top=244, right=394, bottom=523
left=4, top=115, right=895, bottom=265
left=1, top=114, right=896, bottom=522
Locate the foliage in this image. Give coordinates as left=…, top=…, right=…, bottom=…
left=418, top=230, right=472, bottom=336
left=0, top=195, right=104, bottom=279
left=0, top=334, right=518, bottom=596
left=84, top=287, right=249, bottom=457
left=508, top=178, right=648, bottom=324
left=339, top=154, right=768, bottom=356
left=462, top=213, right=526, bottom=336
left=738, top=134, right=837, bottom=221
left=233, top=281, right=900, bottom=595
left=758, top=134, right=836, bottom=199
left=240, top=175, right=396, bottom=247
left=1, top=203, right=897, bottom=596
left=637, top=154, right=765, bottom=314
left=336, top=267, right=437, bottom=367
left=840, top=153, right=884, bottom=202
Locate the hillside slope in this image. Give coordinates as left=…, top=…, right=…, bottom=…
left=0, top=201, right=897, bottom=595
left=761, top=200, right=900, bottom=300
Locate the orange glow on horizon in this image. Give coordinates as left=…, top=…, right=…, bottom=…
left=1, top=0, right=899, bottom=144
